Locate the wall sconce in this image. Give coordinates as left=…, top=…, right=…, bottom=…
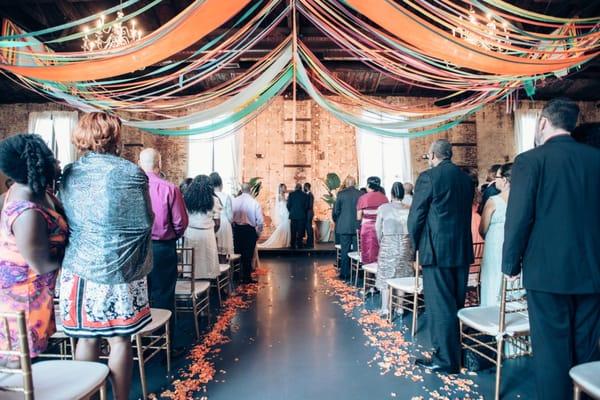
left=256, top=153, right=263, bottom=159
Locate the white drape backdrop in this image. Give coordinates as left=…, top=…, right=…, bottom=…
left=28, top=111, right=78, bottom=166
left=356, top=113, right=412, bottom=194
left=514, top=109, right=541, bottom=154
left=188, top=118, right=243, bottom=195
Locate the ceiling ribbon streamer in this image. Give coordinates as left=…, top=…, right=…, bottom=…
left=341, top=0, right=598, bottom=75
left=0, top=0, right=252, bottom=81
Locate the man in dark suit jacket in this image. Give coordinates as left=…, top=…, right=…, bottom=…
left=304, top=182, right=315, bottom=248
left=333, top=176, right=362, bottom=280
left=287, top=183, right=309, bottom=249
left=502, top=98, right=600, bottom=400
left=408, top=139, right=474, bottom=374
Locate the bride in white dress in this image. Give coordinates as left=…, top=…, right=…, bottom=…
left=259, top=183, right=291, bottom=248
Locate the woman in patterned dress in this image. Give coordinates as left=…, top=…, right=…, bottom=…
left=356, top=176, right=388, bottom=264
left=59, top=113, right=153, bottom=400
left=375, top=182, right=414, bottom=316
left=0, top=134, right=67, bottom=364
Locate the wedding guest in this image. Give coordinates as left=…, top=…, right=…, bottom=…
left=333, top=176, right=362, bottom=280
left=502, top=98, right=600, bottom=400
left=356, top=176, right=388, bottom=265
left=287, top=183, right=308, bottom=249
left=304, top=182, right=315, bottom=248
left=479, top=163, right=511, bottom=306
left=139, top=148, right=188, bottom=329
left=402, top=182, right=414, bottom=207
left=179, top=177, right=193, bottom=194
left=59, top=112, right=153, bottom=400
left=210, top=172, right=235, bottom=256
left=232, top=183, right=264, bottom=283
left=0, top=134, right=67, bottom=362
left=184, top=175, right=221, bottom=280
left=408, top=139, right=473, bottom=374
left=477, top=164, right=501, bottom=214
left=464, top=168, right=483, bottom=244
left=375, top=182, right=414, bottom=316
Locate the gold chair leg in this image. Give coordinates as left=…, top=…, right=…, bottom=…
left=387, top=287, right=393, bottom=323
left=217, top=280, right=223, bottom=307
left=411, top=292, right=419, bottom=337
left=362, top=272, right=367, bottom=299
left=99, top=381, right=108, bottom=400
left=135, top=334, right=147, bottom=399
left=69, top=337, right=77, bottom=360
left=165, top=321, right=172, bottom=378
left=191, top=296, right=200, bottom=341
left=494, top=336, right=504, bottom=400
left=574, top=384, right=581, bottom=400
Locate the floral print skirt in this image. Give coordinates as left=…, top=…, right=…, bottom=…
left=59, top=269, right=151, bottom=338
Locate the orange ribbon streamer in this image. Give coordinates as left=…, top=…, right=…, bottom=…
left=0, top=0, right=251, bottom=82
left=343, top=0, right=598, bottom=76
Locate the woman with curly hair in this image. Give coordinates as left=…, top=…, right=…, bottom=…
left=59, top=112, right=153, bottom=400
left=0, top=134, right=68, bottom=363
left=184, top=175, right=222, bottom=279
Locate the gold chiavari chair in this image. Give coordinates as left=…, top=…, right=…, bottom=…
left=570, top=360, right=600, bottom=400
left=362, top=262, right=378, bottom=299
left=0, top=311, right=109, bottom=400
left=467, top=242, right=485, bottom=306
left=334, top=243, right=341, bottom=271
left=387, top=259, right=423, bottom=337
left=175, top=247, right=210, bottom=340
left=458, top=276, right=531, bottom=400
left=349, top=229, right=363, bottom=286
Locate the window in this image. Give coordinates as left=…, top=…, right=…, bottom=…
left=514, top=110, right=541, bottom=154
left=28, top=111, right=78, bottom=166
left=187, top=117, right=242, bottom=195
left=356, top=112, right=413, bottom=194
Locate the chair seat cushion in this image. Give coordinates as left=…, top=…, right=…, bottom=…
left=388, top=277, right=422, bottom=293
left=175, top=280, right=210, bottom=296
left=348, top=252, right=360, bottom=261
left=229, top=254, right=241, bottom=262
left=137, top=308, right=172, bottom=335
left=0, top=360, right=108, bottom=400
left=363, top=263, right=378, bottom=273
left=570, top=361, right=600, bottom=399
left=457, top=306, right=530, bottom=336
left=334, top=244, right=341, bottom=250
left=219, top=264, right=231, bottom=273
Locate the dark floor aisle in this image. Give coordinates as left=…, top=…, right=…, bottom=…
left=141, top=254, right=537, bottom=400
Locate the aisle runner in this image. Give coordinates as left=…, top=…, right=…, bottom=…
left=160, top=268, right=268, bottom=400
left=318, top=264, right=482, bottom=400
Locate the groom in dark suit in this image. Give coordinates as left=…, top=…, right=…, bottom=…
left=502, top=98, right=600, bottom=400
left=408, top=139, right=474, bottom=374
left=304, top=182, right=315, bottom=248
left=287, top=183, right=309, bottom=249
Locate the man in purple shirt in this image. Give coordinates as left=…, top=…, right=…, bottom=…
left=232, top=183, right=264, bottom=283
left=139, top=148, right=188, bottom=320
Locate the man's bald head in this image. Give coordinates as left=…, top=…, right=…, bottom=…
left=403, top=182, right=414, bottom=195
left=139, top=148, right=161, bottom=173
left=241, top=183, right=252, bottom=194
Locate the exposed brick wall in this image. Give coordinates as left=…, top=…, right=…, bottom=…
left=0, top=98, right=598, bottom=226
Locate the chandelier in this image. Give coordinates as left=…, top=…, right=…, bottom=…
left=82, top=11, right=143, bottom=51
left=452, top=8, right=509, bottom=52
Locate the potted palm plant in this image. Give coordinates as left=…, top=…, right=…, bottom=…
left=317, top=173, right=341, bottom=242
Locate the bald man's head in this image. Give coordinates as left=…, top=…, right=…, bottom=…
left=139, top=148, right=161, bottom=173
left=241, top=183, right=252, bottom=194
left=403, top=182, right=414, bottom=195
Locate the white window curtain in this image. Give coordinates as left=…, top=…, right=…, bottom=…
left=28, top=111, right=78, bottom=166
left=514, top=109, right=541, bottom=154
left=356, top=113, right=412, bottom=195
left=187, top=119, right=243, bottom=195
